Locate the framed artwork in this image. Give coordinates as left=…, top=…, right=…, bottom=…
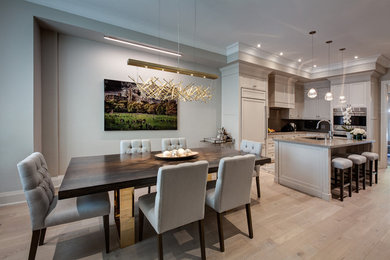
left=104, top=79, right=177, bottom=130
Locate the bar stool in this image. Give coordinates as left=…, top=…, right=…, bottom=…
left=347, top=154, right=367, bottom=193
left=332, top=158, right=353, bottom=201
left=361, top=152, right=379, bottom=186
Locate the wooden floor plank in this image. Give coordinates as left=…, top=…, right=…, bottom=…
left=1, top=165, right=389, bottom=259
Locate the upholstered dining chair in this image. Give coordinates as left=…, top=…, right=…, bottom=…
left=205, top=154, right=256, bottom=252
left=120, top=139, right=151, bottom=154
left=240, top=140, right=262, bottom=198
left=161, top=138, right=187, bottom=151
left=17, top=152, right=111, bottom=260
left=138, top=160, right=209, bottom=260
left=120, top=139, right=153, bottom=192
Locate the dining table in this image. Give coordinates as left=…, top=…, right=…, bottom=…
left=58, top=144, right=271, bottom=248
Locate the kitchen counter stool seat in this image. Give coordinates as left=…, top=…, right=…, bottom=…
left=331, top=158, right=353, bottom=201
left=361, top=152, right=379, bottom=185
left=347, top=154, right=367, bottom=192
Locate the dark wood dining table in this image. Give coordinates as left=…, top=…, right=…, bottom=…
left=58, top=145, right=271, bottom=248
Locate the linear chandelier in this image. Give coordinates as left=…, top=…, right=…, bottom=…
left=127, top=59, right=218, bottom=80
left=104, top=36, right=182, bottom=57
left=129, top=75, right=212, bottom=102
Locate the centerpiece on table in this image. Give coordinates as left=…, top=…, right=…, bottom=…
left=350, top=128, right=366, bottom=140
left=342, top=105, right=354, bottom=139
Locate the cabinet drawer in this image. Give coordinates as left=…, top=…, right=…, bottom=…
left=240, top=76, right=267, bottom=91
left=242, top=88, right=266, bottom=100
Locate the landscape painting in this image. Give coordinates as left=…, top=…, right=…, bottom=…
left=104, top=79, right=177, bottom=130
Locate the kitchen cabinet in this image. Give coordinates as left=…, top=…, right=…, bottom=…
left=269, top=74, right=295, bottom=108
left=302, top=88, right=330, bottom=120
left=242, top=97, right=266, bottom=143
left=281, top=83, right=304, bottom=119
left=331, top=82, right=368, bottom=108
left=220, top=62, right=271, bottom=149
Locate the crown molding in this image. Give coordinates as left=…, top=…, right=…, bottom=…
left=226, top=43, right=388, bottom=80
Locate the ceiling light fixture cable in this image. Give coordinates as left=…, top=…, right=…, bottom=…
left=339, top=48, right=347, bottom=104
left=307, top=30, right=317, bottom=99
left=324, top=40, right=333, bottom=101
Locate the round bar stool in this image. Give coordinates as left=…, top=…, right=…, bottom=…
left=332, top=158, right=353, bottom=201
left=361, top=152, right=379, bottom=186
left=347, top=154, right=367, bottom=193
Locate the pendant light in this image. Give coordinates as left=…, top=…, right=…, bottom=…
left=307, top=30, right=317, bottom=98
left=324, top=40, right=333, bottom=101
left=339, top=48, right=347, bottom=104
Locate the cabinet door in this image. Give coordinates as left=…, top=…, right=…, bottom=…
left=349, top=82, right=367, bottom=107
left=331, top=84, right=349, bottom=108
left=303, top=90, right=318, bottom=119
left=317, top=88, right=331, bottom=119
left=242, top=98, right=266, bottom=143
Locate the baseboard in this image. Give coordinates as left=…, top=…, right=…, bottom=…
left=0, top=175, right=64, bottom=207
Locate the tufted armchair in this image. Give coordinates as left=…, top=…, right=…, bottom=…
left=120, top=139, right=151, bottom=154
left=161, top=138, right=187, bottom=151
left=17, top=152, right=111, bottom=260
left=240, top=140, right=263, bottom=198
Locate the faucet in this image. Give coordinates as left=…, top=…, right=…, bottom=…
left=316, top=120, right=334, bottom=140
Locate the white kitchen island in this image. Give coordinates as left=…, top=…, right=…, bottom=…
left=274, top=137, right=375, bottom=201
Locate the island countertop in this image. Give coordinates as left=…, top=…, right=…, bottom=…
left=273, top=136, right=375, bottom=148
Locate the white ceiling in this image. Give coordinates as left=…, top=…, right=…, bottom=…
left=27, top=0, right=390, bottom=68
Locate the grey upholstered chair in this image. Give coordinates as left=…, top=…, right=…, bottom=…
left=138, top=161, right=209, bottom=260
left=240, top=140, right=262, bottom=198
left=161, top=138, right=187, bottom=151
left=17, top=152, right=111, bottom=260
left=120, top=139, right=151, bottom=154
left=205, top=154, right=256, bottom=252
left=120, top=139, right=153, bottom=192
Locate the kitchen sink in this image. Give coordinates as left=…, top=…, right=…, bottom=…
left=303, top=136, right=327, bottom=140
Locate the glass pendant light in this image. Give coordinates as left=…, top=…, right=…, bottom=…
left=339, top=48, right=346, bottom=104
left=308, top=30, right=317, bottom=98
left=324, top=40, right=333, bottom=101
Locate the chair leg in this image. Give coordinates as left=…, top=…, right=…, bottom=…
left=103, top=215, right=110, bottom=254
left=245, top=203, right=253, bottom=239
left=29, top=230, right=40, bottom=260
left=334, top=168, right=338, bottom=187
left=216, top=212, right=225, bottom=252
left=348, top=168, right=352, bottom=197
left=362, top=163, right=366, bottom=190
left=158, top=234, right=163, bottom=260
left=255, top=176, right=261, bottom=198
left=355, top=164, right=359, bottom=193
left=38, top=228, right=46, bottom=246
left=139, top=209, right=144, bottom=242
left=198, top=219, right=206, bottom=260
left=340, top=170, right=344, bottom=201
left=375, top=159, right=378, bottom=184
left=369, top=160, right=373, bottom=186
left=148, top=186, right=151, bottom=194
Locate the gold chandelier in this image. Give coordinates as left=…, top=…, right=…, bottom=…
left=129, top=75, right=212, bottom=102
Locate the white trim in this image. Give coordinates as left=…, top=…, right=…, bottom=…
left=380, top=80, right=390, bottom=169
left=0, top=175, right=64, bottom=207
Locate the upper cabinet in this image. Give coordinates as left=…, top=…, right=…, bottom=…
left=281, top=82, right=304, bottom=119
left=302, top=80, right=331, bottom=120
left=331, top=82, right=368, bottom=108
left=268, top=74, right=295, bottom=108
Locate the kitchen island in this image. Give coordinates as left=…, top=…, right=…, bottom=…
left=274, top=136, right=375, bottom=201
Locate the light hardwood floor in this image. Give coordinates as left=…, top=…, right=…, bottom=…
left=1, top=166, right=390, bottom=260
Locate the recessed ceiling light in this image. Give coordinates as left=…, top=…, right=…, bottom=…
left=298, top=59, right=302, bottom=62
left=279, top=52, right=283, bottom=56
left=313, top=64, right=317, bottom=68
left=354, top=56, right=359, bottom=59
left=257, top=43, right=261, bottom=48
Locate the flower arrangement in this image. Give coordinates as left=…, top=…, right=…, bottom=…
left=342, top=105, right=353, bottom=132
left=350, top=128, right=366, bottom=140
